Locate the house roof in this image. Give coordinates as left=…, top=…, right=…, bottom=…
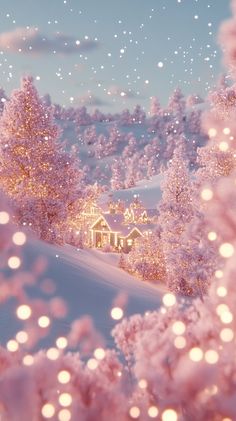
left=102, top=213, right=124, bottom=230
left=90, top=214, right=144, bottom=238
left=90, top=214, right=125, bottom=232
left=119, top=225, right=143, bottom=237
left=135, top=223, right=156, bottom=233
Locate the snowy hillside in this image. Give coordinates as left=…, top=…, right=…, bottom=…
left=0, top=239, right=164, bottom=349
left=57, top=102, right=207, bottom=189
left=101, top=174, right=163, bottom=208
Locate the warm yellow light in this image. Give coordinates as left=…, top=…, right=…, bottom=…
left=204, top=350, right=219, bottom=364
left=223, top=127, right=230, bottom=135
left=57, top=370, right=71, bottom=384
left=58, top=409, right=71, bottom=421
left=8, top=256, right=21, bottom=269
left=208, top=128, right=217, bottom=138
left=162, top=408, right=178, bottom=421
left=219, top=243, right=234, bottom=258
left=87, top=358, right=98, bottom=370
left=111, top=307, right=124, bottom=320
left=16, top=304, right=32, bottom=320
left=162, top=293, right=176, bottom=307
left=189, top=347, right=203, bottom=362
left=216, top=286, right=227, bottom=297
left=216, top=304, right=229, bottom=316
left=46, top=347, right=60, bottom=360
left=7, top=339, right=19, bottom=352
left=219, top=141, right=229, bottom=152
left=23, top=355, right=34, bottom=366
left=172, top=321, right=186, bottom=335
left=138, top=379, right=148, bottom=389
left=12, top=231, right=26, bottom=246
left=129, top=406, right=140, bottom=419
left=148, top=406, right=159, bottom=418
left=16, top=330, right=28, bottom=344
left=201, top=188, right=213, bottom=201
left=0, top=211, right=10, bottom=224
left=94, top=347, right=105, bottom=360
left=174, top=336, right=186, bottom=349
left=220, top=311, right=233, bottom=324
left=38, top=316, right=50, bottom=328
left=220, top=328, right=234, bottom=342
left=208, top=232, right=217, bottom=241
left=41, top=403, right=55, bottom=418
left=215, top=270, right=223, bottom=279
left=58, top=393, right=72, bottom=407
left=56, top=337, right=68, bottom=349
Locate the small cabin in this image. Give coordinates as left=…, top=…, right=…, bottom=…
left=90, top=214, right=143, bottom=252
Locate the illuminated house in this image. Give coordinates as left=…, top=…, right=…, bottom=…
left=90, top=213, right=144, bottom=251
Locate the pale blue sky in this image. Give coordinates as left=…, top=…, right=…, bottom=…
left=0, top=0, right=232, bottom=111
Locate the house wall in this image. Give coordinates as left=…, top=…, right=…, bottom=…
left=118, top=229, right=142, bottom=252
left=92, top=220, right=110, bottom=231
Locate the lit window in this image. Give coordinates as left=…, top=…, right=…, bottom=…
left=127, top=239, right=133, bottom=246
left=120, top=239, right=124, bottom=246
left=101, top=220, right=107, bottom=227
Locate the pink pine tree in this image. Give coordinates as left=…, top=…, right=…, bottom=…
left=0, top=87, right=7, bottom=113
left=111, top=159, right=125, bottom=190
left=167, top=87, right=186, bottom=117
left=131, top=104, right=146, bottom=124
left=149, top=96, right=161, bottom=117
left=0, top=76, right=82, bottom=243
left=158, top=140, right=194, bottom=292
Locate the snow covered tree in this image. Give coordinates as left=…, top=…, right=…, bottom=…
left=187, top=109, right=202, bottom=134
left=158, top=140, right=194, bottom=292
left=167, top=87, right=186, bottom=117
left=1, top=3, right=236, bottom=420
left=75, top=106, right=91, bottom=126
left=186, top=94, right=204, bottom=108
left=122, top=136, right=137, bottom=159
left=127, top=230, right=166, bottom=282
left=196, top=142, right=236, bottom=185
left=91, top=108, right=106, bottom=122
left=131, top=105, right=146, bottom=124
left=83, top=125, right=97, bottom=145
left=111, top=160, right=124, bottom=190
left=119, top=108, right=132, bottom=126
left=149, top=96, right=161, bottom=117
left=0, top=76, right=82, bottom=243
left=0, top=87, right=7, bottom=114
left=41, top=93, right=52, bottom=107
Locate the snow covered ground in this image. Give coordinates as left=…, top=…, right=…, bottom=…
left=0, top=239, right=164, bottom=349
left=101, top=174, right=163, bottom=208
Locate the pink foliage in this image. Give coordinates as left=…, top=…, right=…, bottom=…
left=1, top=2, right=236, bottom=420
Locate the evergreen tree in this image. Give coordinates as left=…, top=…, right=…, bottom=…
left=127, top=231, right=166, bottom=282
left=0, top=87, right=7, bottom=114
left=149, top=96, right=161, bottom=117
left=111, top=159, right=124, bottom=190
left=167, top=87, right=186, bottom=117
left=158, top=140, right=194, bottom=292
left=0, top=76, right=82, bottom=243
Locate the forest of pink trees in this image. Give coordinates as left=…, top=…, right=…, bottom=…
left=0, top=0, right=236, bottom=419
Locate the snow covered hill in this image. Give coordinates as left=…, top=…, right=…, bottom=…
left=58, top=106, right=207, bottom=189
left=0, top=239, right=164, bottom=349
left=101, top=174, right=163, bottom=208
